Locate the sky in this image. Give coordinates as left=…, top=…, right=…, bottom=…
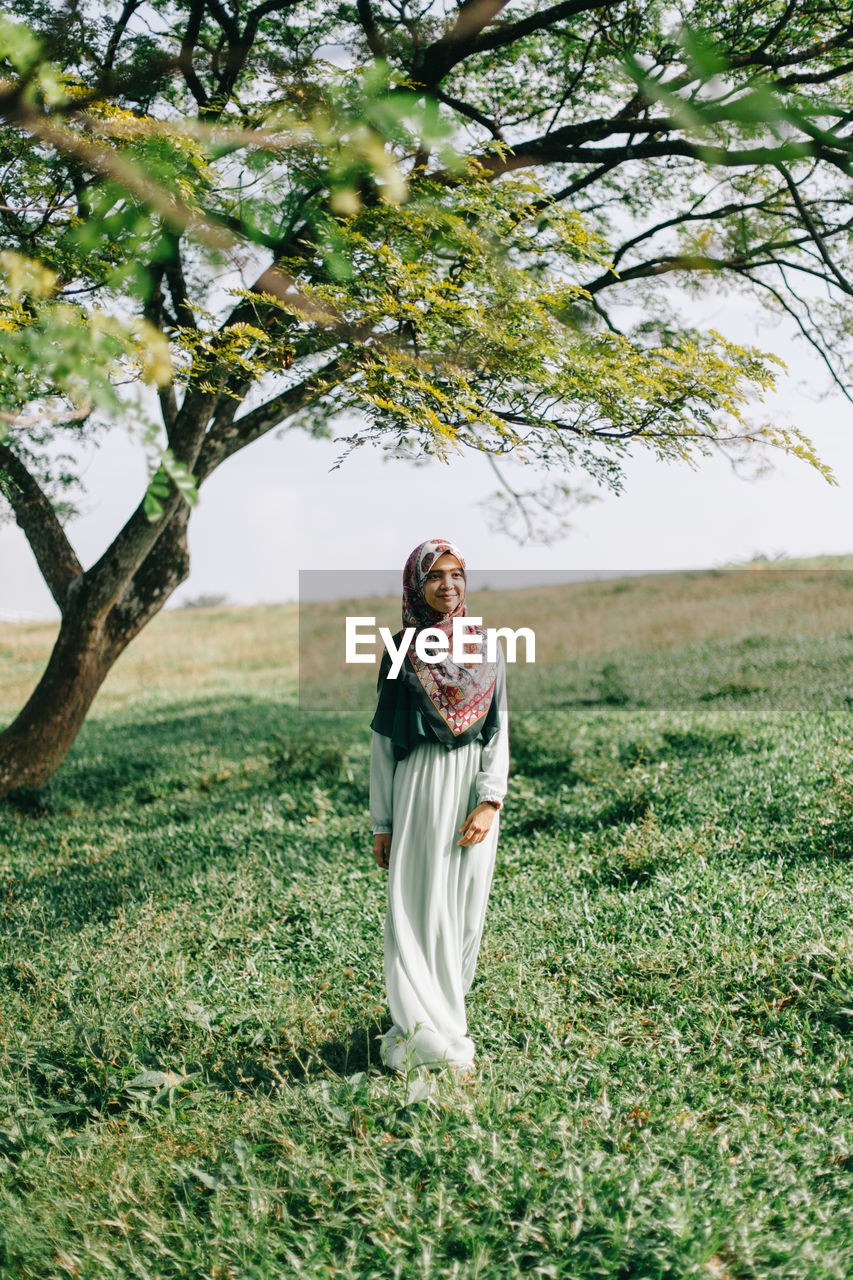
left=1, top=288, right=851, bottom=621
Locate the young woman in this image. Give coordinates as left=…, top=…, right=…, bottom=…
left=369, top=538, right=509, bottom=1074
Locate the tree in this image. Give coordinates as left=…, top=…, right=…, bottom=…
left=0, top=0, right=850, bottom=798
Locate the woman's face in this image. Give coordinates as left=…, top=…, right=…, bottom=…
left=423, top=553, right=465, bottom=616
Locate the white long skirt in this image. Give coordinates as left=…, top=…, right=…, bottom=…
left=380, top=738, right=499, bottom=1072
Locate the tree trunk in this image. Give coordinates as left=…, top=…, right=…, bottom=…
left=0, top=510, right=190, bottom=799
left=0, top=364, right=332, bottom=803
left=0, top=607, right=121, bottom=796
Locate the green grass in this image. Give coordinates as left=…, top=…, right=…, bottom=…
left=2, top=576, right=853, bottom=1279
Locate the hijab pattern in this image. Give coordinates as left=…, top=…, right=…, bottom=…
left=401, top=538, right=497, bottom=738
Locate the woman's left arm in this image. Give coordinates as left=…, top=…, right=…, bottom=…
left=460, top=650, right=510, bottom=847
left=475, top=646, right=509, bottom=808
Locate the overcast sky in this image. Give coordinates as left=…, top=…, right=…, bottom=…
left=2, top=287, right=851, bottom=622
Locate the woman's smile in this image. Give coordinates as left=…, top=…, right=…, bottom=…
left=423, top=553, right=465, bottom=614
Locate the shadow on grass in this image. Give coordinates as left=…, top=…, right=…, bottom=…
left=501, top=784, right=653, bottom=839
left=57, top=694, right=361, bottom=805
left=0, top=695, right=368, bottom=935
left=221, top=1019, right=391, bottom=1087
left=780, top=819, right=853, bottom=862
left=0, top=1017, right=393, bottom=1150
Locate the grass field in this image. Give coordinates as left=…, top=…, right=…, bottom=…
left=1, top=568, right=853, bottom=1279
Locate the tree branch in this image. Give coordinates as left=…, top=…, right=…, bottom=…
left=741, top=267, right=853, bottom=404
left=581, top=252, right=748, bottom=294
left=778, top=56, right=853, bottom=89
left=107, top=507, right=192, bottom=644
left=178, top=0, right=210, bottom=109
left=412, top=0, right=619, bottom=88
left=357, top=0, right=387, bottom=59
left=159, top=385, right=180, bottom=434
left=207, top=0, right=300, bottom=111
left=204, top=0, right=239, bottom=41
left=411, top=0, right=514, bottom=88
left=604, top=194, right=791, bottom=269
left=475, top=135, right=847, bottom=179
left=537, top=161, right=622, bottom=205
left=164, top=236, right=198, bottom=328
left=653, top=21, right=853, bottom=96
left=735, top=23, right=853, bottom=75
left=465, top=0, right=621, bottom=59
left=99, top=0, right=142, bottom=88
left=776, top=163, right=853, bottom=297
left=433, top=89, right=504, bottom=140
left=483, top=451, right=536, bottom=543
left=81, top=386, right=218, bottom=618
left=0, top=101, right=365, bottom=340
left=195, top=355, right=355, bottom=481
left=0, top=443, right=83, bottom=611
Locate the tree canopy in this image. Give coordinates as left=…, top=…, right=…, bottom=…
left=1, top=0, right=853, bottom=792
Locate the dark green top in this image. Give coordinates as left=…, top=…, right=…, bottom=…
left=370, top=638, right=501, bottom=762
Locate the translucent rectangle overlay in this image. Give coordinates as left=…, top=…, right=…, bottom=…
left=298, top=566, right=853, bottom=715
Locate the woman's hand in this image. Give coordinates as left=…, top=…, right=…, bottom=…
left=373, top=833, right=391, bottom=870
left=458, top=803, right=497, bottom=847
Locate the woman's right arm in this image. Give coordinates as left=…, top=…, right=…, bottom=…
left=370, top=731, right=395, bottom=868
left=370, top=731, right=395, bottom=834
left=369, top=650, right=397, bottom=867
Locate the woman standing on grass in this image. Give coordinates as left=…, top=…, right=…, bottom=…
left=370, top=538, right=509, bottom=1074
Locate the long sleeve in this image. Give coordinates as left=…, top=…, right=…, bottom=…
left=370, top=730, right=396, bottom=834
left=475, top=648, right=509, bottom=806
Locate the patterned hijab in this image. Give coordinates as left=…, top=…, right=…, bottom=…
left=400, top=538, right=497, bottom=739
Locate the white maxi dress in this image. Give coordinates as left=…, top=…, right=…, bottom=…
left=370, top=648, right=509, bottom=1071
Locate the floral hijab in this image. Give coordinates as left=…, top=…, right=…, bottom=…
left=400, top=538, right=497, bottom=739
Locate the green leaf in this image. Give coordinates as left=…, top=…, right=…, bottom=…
left=678, top=24, right=728, bottom=78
